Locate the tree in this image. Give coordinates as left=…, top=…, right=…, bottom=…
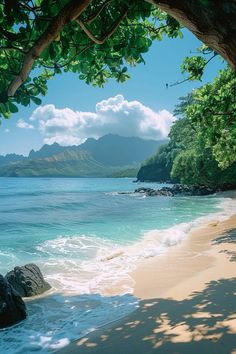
left=185, top=68, right=236, bottom=169
left=171, top=147, right=236, bottom=187
left=0, top=0, right=182, bottom=118
left=148, top=0, right=236, bottom=70
left=137, top=67, right=236, bottom=187
left=0, top=0, right=236, bottom=120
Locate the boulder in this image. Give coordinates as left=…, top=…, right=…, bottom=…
left=0, top=274, right=27, bottom=328
left=134, top=184, right=216, bottom=197
left=135, top=187, right=173, bottom=197
left=135, top=187, right=155, bottom=194
left=6, top=263, right=51, bottom=297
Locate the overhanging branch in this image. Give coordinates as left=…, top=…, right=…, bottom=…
left=84, top=0, right=113, bottom=24
left=146, top=0, right=236, bottom=71
left=76, top=4, right=130, bottom=45
left=7, top=0, right=91, bottom=97
left=170, top=53, right=218, bottom=87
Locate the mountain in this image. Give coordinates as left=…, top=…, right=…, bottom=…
left=0, top=150, right=110, bottom=177
left=79, top=134, right=164, bottom=166
left=0, top=153, right=26, bottom=166
left=0, top=135, right=167, bottom=177
left=28, top=143, right=68, bottom=159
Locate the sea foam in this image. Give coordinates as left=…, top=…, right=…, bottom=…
left=1, top=196, right=236, bottom=353
left=0, top=293, right=137, bottom=353
left=36, top=196, right=236, bottom=297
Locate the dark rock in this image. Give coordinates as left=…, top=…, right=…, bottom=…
left=118, top=191, right=132, bottom=195
left=147, top=190, right=157, bottom=196
left=134, top=187, right=173, bottom=197
left=6, top=263, right=51, bottom=297
left=0, top=274, right=27, bottom=328
left=133, top=184, right=216, bottom=197
left=134, top=187, right=154, bottom=194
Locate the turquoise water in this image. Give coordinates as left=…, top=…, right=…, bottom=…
left=0, top=177, right=235, bottom=353
left=0, top=177, right=226, bottom=271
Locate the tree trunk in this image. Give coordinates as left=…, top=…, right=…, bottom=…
left=146, top=0, right=236, bottom=71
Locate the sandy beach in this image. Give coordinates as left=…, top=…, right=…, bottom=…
left=57, top=213, right=236, bottom=354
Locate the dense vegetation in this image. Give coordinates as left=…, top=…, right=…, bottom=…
left=1, top=1, right=235, bottom=182
left=1, top=0, right=235, bottom=121
left=138, top=68, right=236, bottom=189
left=0, top=0, right=184, bottom=119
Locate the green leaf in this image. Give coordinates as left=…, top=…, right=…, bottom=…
left=8, top=102, right=19, bottom=113
left=31, top=96, right=42, bottom=105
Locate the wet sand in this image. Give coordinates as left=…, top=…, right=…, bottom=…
left=57, top=214, right=236, bottom=354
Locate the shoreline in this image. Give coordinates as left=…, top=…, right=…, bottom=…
left=57, top=211, right=236, bottom=354
left=132, top=214, right=236, bottom=300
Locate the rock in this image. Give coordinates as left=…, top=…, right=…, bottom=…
left=147, top=190, right=157, bottom=196
left=118, top=191, right=132, bottom=195
left=133, top=184, right=216, bottom=197
left=135, top=187, right=154, bottom=194
left=159, top=190, right=173, bottom=197
left=135, top=187, right=173, bottom=197
left=6, top=263, right=51, bottom=297
left=0, top=274, right=27, bottom=328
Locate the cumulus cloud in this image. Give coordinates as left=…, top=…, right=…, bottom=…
left=30, top=95, right=176, bottom=145
left=17, top=119, right=34, bottom=130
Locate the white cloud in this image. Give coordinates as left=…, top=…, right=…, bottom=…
left=30, top=95, right=176, bottom=145
left=17, top=119, right=34, bottom=130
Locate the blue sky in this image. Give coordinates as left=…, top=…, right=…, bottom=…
left=0, top=29, right=224, bottom=155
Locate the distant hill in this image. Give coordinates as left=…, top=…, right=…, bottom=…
left=79, top=134, right=164, bottom=166
left=0, top=153, right=27, bottom=166
left=28, top=143, right=67, bottom=159
left=0, top=150, right=110, bottom=177
left=0, top=135, right=167, bottom=177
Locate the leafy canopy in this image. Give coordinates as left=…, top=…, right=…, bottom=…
left=1, top=0, right=218, bottom=121
left=140, top=68, right=236, bottom=187
left=0, top=0, right=183, bottom=119
left=185, top=68, right=236, bottom=169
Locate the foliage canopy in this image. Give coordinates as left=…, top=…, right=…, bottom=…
left=0, top=0, right=223, bottom=120
left=138, top=68, right=236, bottom=187
left=0, top=0, right=184, bottom=119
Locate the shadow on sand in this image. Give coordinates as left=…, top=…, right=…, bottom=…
left=58, top=277, right=236, bottom=354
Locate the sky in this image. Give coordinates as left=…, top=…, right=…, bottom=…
left=0, top=29, right=225, bottom=156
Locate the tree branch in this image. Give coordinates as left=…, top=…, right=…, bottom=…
left=146, top=0, right=236, bottom=71
left=84, top=0, right=113, bottom=24
left=76, top=4, right=130, bottom=45
left=41, top=43, right=92, bottom=69
left=170, top=53, right=218, bottom=87
left=0, top=28, right=18, bottom=41
left=7, top=0, right=91, bottom=97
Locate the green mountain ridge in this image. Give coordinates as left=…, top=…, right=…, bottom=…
left=0, top=135, right=167, bottom=177
left=1, top=151, right=109, bottom=177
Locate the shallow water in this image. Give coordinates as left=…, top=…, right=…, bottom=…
left=0, top=177, right=235, bottom=353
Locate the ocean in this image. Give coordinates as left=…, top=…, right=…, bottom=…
left=0, top=177, right=235, bottom=353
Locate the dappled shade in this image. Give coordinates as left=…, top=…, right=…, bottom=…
left=58, top=278, right=236, bottom=354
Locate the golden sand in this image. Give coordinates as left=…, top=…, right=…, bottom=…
left=57, top=214, right=236, bottom=354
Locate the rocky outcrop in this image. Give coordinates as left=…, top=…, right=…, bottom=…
left=6, top=263, right=51, bottom=297
left=0, top=275, right=27, bottom=328
left=134, top=187, right=173, bottom=197
left=134, top=184, right=217, bottom=197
